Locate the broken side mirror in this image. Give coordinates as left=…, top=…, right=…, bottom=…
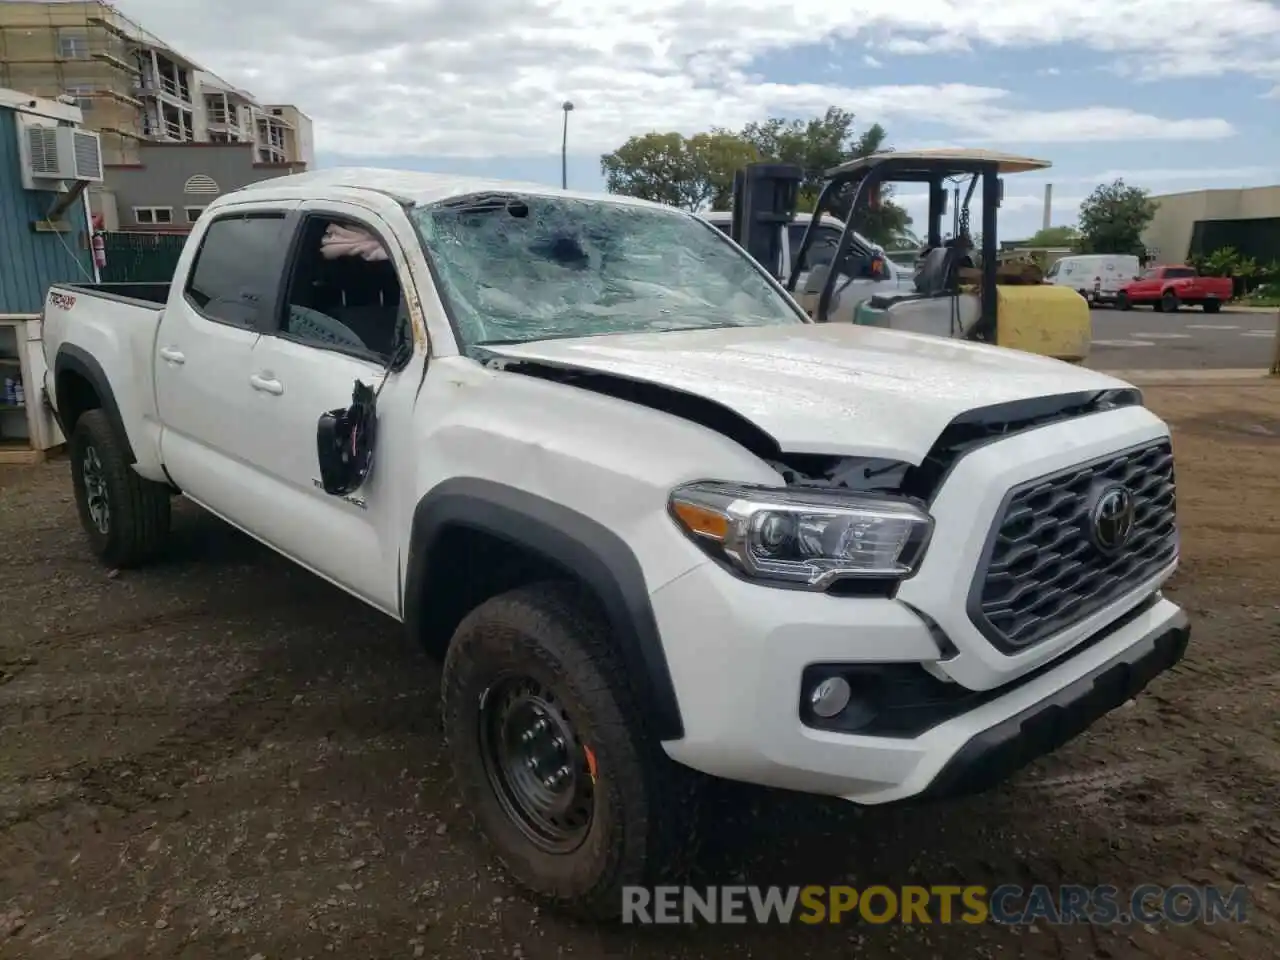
left=317, top=378, right=378, bottom=496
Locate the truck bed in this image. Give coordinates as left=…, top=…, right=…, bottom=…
left=56, top=282, right=170, bottom=308
left=42, top=281, right=170, bottom=471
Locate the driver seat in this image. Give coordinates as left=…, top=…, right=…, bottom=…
left=866, top=245, right=963, bottom=310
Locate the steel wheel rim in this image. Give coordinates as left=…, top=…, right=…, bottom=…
left=478, top=675, right=595, bottom=854
left=82, top=445, right=110, bottom=534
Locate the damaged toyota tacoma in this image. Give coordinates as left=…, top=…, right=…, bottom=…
left=41, top=168, right=1189, bottom=919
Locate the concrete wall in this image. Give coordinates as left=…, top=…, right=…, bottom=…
left=1144, top=185, right=1280, bottom=263
left=0, top=92, right=95, bottom=314
left=102, top=141, right=304, bottom=231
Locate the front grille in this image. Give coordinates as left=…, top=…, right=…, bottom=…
left=969, top=440, right=1177, bottom=652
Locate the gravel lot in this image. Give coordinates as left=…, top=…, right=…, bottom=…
left=1, top=383, right=1277, bottom=960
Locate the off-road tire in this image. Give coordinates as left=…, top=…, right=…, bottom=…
left=441, top=581, right=699, bottom=921
left=68, top=409, right=171, bottom=568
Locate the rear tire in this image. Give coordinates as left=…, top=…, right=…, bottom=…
left=1203, top=299, right=1221, bottom=314
left=441, top=582, right=698, bottom=920
left=68, top=409, right=171, bottom=568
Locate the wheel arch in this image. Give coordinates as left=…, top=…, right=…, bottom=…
left=54, top=345, right=135, bottom=463
left=404, top=478, right=685, bottom=741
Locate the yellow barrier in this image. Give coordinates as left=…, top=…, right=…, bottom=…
left=995, top=285, right=1092, bottom=362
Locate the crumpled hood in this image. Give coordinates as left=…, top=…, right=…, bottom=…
left=483, top=324, right=1131, bottom=463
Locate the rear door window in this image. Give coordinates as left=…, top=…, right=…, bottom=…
left=184, top=213, right=290, bottom=330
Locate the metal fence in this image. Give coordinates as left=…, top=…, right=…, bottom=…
left=100, top=233, right=186, bottom=284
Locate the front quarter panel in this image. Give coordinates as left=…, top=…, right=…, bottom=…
left=405, top=357, right=783, bottom=593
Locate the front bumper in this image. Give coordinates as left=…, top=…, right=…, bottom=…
left=654, top=541, right=1189, bottom=804
left=916, top=608, right=1189, bottom=800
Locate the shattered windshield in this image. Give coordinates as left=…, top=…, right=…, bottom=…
left=411, top=193, right=805, bottom=353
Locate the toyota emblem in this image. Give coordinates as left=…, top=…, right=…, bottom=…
left=1090, top=484, right=1136, bottom=554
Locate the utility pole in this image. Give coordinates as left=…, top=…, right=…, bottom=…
left=561, top=101, right=574, bottom=190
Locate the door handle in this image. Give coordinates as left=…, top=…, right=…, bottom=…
left=249, top=373, right=284, bottom=396
left=159, top=347, right=185, bottom=365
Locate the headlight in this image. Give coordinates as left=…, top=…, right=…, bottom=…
left=668, top=481, right=933, bottom=589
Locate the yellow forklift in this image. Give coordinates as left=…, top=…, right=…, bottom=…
left=784, top=148, right=1092, bottom=362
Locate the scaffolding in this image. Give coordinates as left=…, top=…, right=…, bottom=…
left=1, top=2, right=310, bottom=170
left=0, top=1, right=150, bottom=162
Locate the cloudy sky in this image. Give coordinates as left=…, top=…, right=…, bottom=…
left=116, top=0, right=1280, bottom=239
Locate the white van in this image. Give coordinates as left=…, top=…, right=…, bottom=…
left=1043, top=254, right=1141, bottom=305
left=700, top=211, right=913, bottom=309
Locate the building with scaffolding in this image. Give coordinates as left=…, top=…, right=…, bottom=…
left=0, top=1, right=312, bottom=167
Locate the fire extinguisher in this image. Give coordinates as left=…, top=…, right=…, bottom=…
left=92, top=231, right=106, bottom=270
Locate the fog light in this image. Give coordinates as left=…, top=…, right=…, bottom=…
left=809, top=676, right=852, bottom=718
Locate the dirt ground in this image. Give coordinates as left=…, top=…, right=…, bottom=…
left=1, top=384, right=1277, bottom=960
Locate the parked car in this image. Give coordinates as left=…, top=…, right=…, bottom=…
left=1042, top=254, right=1142, bottom=306
left=1116, top=265, right=1234, bottom=312
left=700, top=210, right=913, bottom=317
left=40, top=168, right=1189, bottom=920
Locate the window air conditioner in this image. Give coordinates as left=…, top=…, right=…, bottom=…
left=15, top=115, right=105, bottom=189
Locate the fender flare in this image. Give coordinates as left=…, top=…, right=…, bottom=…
left=53, top=344, right=135, bottom=462
left=404, top=477, right=685, bottom=741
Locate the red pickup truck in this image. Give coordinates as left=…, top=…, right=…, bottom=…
left=1116, top=265, right=1233, bottom=313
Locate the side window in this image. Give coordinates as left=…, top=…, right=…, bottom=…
left=788, top=223, right=845, bottom=272
left=279, top=216, right=407, bottom=361
left=184, top=213, right=287, bottom=329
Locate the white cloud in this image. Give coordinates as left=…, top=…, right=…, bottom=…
left=863, top=55, right=883, bottom=68
left=1264, top=85, right=1280, bottom=99
left=109, top=0, right=1262, bottom=158
left=881, top=33, right=972, bottom=55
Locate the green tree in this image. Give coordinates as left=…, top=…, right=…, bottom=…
left=600, top=107, right=913, bottom=245
left=600, top=132, right=709, bottom=211
left=1077, top=179, right=1157, bottom=256
left=1025, top=225, right=1080, bottom=248
left=599, top=129, right=760, bottom=212
left=1203, top=246, right=1241, bottom=276
left=740, top=109, right=911, bottom=245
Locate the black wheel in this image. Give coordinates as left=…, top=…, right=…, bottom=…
left=441, top=582, right=697, bottom=920
left=1116, top=291, right=1131, bottom=311
left=1161, top=290, right=1179, bottom=313
left=68, top=409, right=171, bottom=568
left=1203, top=299, right=1221, bottom=314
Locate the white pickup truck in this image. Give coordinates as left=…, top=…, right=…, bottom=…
left=41, top=168, right=1189, bottom=919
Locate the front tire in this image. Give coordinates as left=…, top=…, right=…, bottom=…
left=1161, top=290, right=1180, bottom=313
left=68, top=409, right=171, bottom=568
left=1116, top=291, right=1131, bottom=311
left=441, top=582, right=696, bottom=920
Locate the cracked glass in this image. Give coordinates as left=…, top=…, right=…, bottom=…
left=411, top=193, right=805, bottom=354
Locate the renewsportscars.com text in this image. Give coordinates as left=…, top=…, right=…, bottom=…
left=621, top=884, right=1250, bottom=926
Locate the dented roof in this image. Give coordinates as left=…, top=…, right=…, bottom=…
left=235, top=167, right=674, bottom=211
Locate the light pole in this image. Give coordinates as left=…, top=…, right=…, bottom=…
left=561, top=100, right=574, bottom=190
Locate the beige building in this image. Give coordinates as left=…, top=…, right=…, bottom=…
left=1143, top=184, right=1280, bottom=265
left=0, top=0, right=313, bottom=166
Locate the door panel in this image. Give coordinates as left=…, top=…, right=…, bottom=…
left=237, top=335, right=398, bottom=610
left=227, top=202, right=425, bottom=615
left=155, top=208, right=295, bottom=517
